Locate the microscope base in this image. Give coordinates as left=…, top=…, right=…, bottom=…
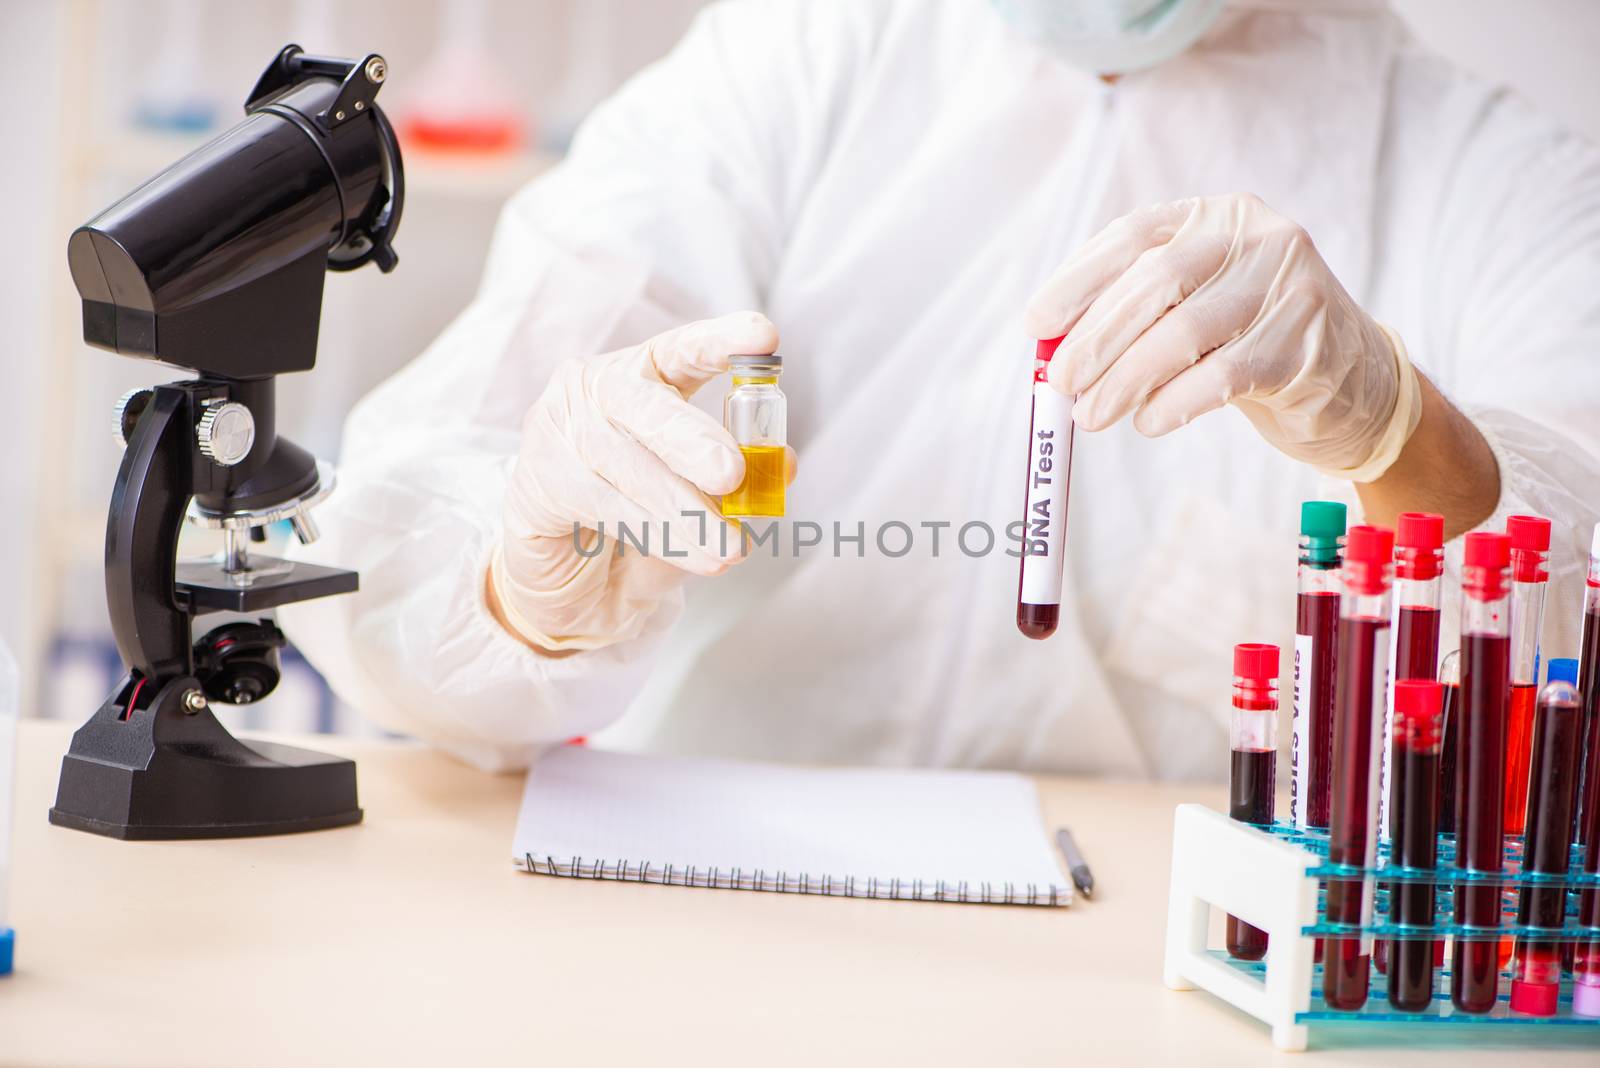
left=49, top=676, right=362, bottom=840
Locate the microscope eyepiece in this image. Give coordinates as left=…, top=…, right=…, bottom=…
left=66, top=45, right=404, bottom=378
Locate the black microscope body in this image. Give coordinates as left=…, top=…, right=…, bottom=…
left=49, top=47, right=403, bottom=839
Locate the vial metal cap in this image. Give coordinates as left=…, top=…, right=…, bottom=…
left=730, top=353, right=781, bottom=372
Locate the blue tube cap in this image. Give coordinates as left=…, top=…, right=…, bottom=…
left=1547, top=657, right=1579, bottom=687
left=0, top=927, right=13, bottom=976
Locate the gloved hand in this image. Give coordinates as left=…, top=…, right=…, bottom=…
left=489, top=312, right=781, bottom=652
left=1024, top=193, right=1422, bottom=481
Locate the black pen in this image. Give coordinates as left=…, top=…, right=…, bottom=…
left=1055, top=827, right=1095, bottom=899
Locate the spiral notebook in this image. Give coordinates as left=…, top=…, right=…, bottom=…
left=512, top=746, right=1071, bottom=906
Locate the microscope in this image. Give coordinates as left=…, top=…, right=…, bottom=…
left=49, top=46, right=404, bottom=839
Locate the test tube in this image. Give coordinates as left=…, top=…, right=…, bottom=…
left=1508, top=659, right=1582, bottom=1016
left=1504, top=515, right=1551, bottom=837
left=1375, top=513, right=1444, bottom=977
left=1382, top=512, right=1444, bottom=838
left=1293, top=501, right=1346, bottom=831
left=1322, top=524, right=1394, bottom=1011
left=1578, top=527, right=1600, bottom=1017
left=1016, top=336, right=1073, bottom=639
left=1577, top=762, right=1600, bottom=1017
left=1387, top=680, right=1444, bottom=1012
left=1452, top=530, right=1513, bottom=1014
left=1438, top=650, right=1461, bottom=837
left=1576, top=523, right=1600, bottom=850
left=0, top=639, right=15, bottom=976
left=1225, top=643, right=1279, bottom=961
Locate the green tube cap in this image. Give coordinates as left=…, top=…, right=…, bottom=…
left=1300, top=501, right=1347, bottom=565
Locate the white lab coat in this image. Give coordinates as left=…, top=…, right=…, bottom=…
left=281, top=0, right=1600, bottom=778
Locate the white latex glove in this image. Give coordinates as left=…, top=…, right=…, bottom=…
left=1024, top=193, right=1422, bottom=481
left=490, top=313, right=780, bottom=652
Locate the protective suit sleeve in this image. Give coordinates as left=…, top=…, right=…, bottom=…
left=279, top=0, right=873, bottom=770
left=1336, top=82, right=1600, bottom=660
left=1437, top=95, right=1600, bottom=660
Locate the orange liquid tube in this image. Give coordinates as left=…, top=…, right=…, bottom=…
left=1503, top=515, right=1551, bottom=836
left=1504, top=683, right=1538, bottom=833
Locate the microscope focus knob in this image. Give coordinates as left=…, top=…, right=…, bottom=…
left=111, top=387, right=154, bottom=448
left=196, top=402, right=256, bottom=466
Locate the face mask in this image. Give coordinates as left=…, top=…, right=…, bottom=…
left=990, top=0, right=1226, bottom=75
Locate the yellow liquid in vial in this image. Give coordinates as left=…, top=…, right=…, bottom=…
left=722, top=445, right=786, bottom=518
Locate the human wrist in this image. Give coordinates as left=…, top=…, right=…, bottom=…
left=1354, top=372, right=1498, bottom=538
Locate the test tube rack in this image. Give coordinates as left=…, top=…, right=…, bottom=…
left=1162, top=804, right=1600, bottom=1051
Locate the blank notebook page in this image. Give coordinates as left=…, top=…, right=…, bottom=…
left=512, top=746, right=1071, bottom=906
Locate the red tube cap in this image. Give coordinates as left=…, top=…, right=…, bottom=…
left=1343, top=525, right=1394, bottom=596
left=1464, top=530, right=1511, bottom=570
left=1395, top=512, right=1444, bottom=581
left=1396, top=512, right=1444, bottom=550
left=1507, top=514, right=1552, bottom=583
left=1233, top=642, right=1279, bottom=681
left=1393, top=680, right=1444, bottom=748
left=1394, top=679, right=1443, bottom=716
left=1345, top=524, right=1394, bottom=564
left=1510, top=978, right=1559, bottom=1017
left=1507, top=514, right=1552, bottom=553
left=1036, top=336, right=1065, bottom=362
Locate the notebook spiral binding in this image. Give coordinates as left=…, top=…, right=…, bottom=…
left=521, top=853, right=1065, bottom=906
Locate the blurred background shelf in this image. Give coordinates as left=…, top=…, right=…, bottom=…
left=3, top=0, right=1599, bottom=744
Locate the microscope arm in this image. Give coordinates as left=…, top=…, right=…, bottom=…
left=106, top=385, right=196, bottom=682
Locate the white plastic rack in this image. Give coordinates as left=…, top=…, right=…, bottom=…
left=1163, top=804, right=1600, bottom=1051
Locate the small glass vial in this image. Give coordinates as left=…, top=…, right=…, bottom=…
left=722, top=354, right=786, bottom=518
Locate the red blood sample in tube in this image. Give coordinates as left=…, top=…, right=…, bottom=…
left=1377, top=512, right=1443, bottom=977
left=1322, top=525, right=1395, bottom=1011
left=1297, top=591, right=1341, bottom=829
left=1384, top=515, right=1444, bottom=827
left=1452, top=531, right=1513, bottom=1015
left=1577, top=525, right=1600, bottom=1018
left=1293, top=502, right=1345, bottom=832
left=1388, top=680, right=1444, bottom=1012
left=1016, top=336, right=1072, bottom=639
left=1577, top=523, right=1600, bottom=854
left=1509, top=675, right=1581, bottom=1016
left=1226, top=643, right=1279, bottom=961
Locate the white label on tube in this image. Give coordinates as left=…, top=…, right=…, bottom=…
left=1292, top=631, right=1312, bottom=830
left=1379, top=596, right=1400, bottom=844
left=1019, top=383, right=1073, bottom=605
left=1358, top=624, right=1392, bottom=954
